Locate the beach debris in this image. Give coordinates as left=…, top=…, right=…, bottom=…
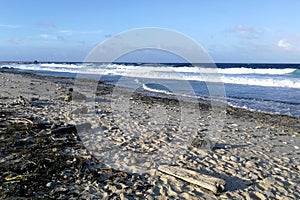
left=50, top=123, right=91, bottom=135
left=12, top=96, right=30, bottom=106
left=158, top=165, right=226, bottom=194
left=5, top=174, right=27, bottom=181
left=50, top=136, right=67, bottom=141
left=50, top=125, right=77, bottom=134
left=30, top=97, right=39, bottom=101
left=191, top=137, right=213, bottom=150
left=7, top=117, right=34, bottom=125
left=19, top=136, right=35, bottom=142
left=37, top=130, right=48, bottom=136
left=64, top=88, right=87, bottom=102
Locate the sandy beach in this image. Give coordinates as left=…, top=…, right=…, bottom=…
left=0, top=69, right=299, bottom=199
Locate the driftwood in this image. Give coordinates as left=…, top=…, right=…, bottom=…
left=158, top=165, right=226, bottom=194
left=8, top=117, right=34, bottom=124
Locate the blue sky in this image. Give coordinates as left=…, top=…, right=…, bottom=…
left=1, top=0, right=300, bottom=63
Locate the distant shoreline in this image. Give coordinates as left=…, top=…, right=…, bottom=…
left=1, top=61, right=300, bottom=65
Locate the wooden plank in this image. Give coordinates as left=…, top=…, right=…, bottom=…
left=158, top=165, right=226, bottom=194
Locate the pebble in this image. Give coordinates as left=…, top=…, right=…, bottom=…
left=38, top=130, right=48, bottom=136
left=46, top=182, right=57, bottom=188
left=19, top=136, right=35, bottom=142
left=253, top=191, right=267, bottom=200
left=245, top=161, right=255, bottom=168
left=263, top=190, right=275, bottom=198
left=264, top=176, right=276, bottom=183
left=212, top=154, right=219, bottom=160
left=248, top=172, right=258, bottom=180
left=222, top=155, right=230, bottom=161
left=274, top=167, right=281, bottom=172
left=230, top=155, right=239, bottom=162
left=276, top=185, right=288, bottom=195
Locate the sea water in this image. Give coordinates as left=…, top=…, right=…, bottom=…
left=1, top=62, right=300, bottom=118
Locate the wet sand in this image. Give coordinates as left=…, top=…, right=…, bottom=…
left=0, top=70, right=299, bottom=199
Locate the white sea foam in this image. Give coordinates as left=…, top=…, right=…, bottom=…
left=85, top=65, right=297, bottom=75
left=40, top=63, right=82, bottom=68
left=17, top=63, right=297, bottom=75
left=1, top=63, right=299, bottom=88
left=142, top=84, right=174, bottom=95
left=218, top=67, right=296, bottom=75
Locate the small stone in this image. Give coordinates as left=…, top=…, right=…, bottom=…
left=148, top=121, right=157, bottom=126
left=221, top=155, right=229, bottom=161
left=253, top=191, right=267, bottom=200
left=249, top=172, right=258, bottom=180
left=263, top=177, right=276, bottom=185
left=38, top=130, right=48, bottom=136
left=263, top=190, right=275, bottom=198
left=230, top=155, right=238, bottom=162
left=274, top=167, right=281, bottom=172
left=245, top=161, right=255, bottom=168
left=276, top=185, right=288, bottom=194
left=64, top=88, right=87, bottom=102
left=19, top=136, right=35, bottom=142
left=120, top=193, right=132, bottom=200
left=30, top=97, right=39, bottom=101
left=213, top=154, right=219, bottom=160
left=13, top=96, right=30, bottom=106
left=190, top=137, right=213, bottom=150
left=145, top=194, right=154, bottom=200
left=46, top=181, right=57, bottom=188
left=294, top=146, right=299, bottom=150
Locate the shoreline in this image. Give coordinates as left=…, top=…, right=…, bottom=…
left=0, top=70, right=299, bottom=199
left=2, top=68, right=300, bottom=122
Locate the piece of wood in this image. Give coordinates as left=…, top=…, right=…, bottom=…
left=158, top=165, right=226, bottom=194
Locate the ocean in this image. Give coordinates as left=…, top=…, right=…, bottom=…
left=1, top=62, right=300, bottom=118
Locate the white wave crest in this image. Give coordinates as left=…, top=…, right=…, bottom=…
left=1, top=63, right=299, bottom=88
left=142, top=84, right=174, bottom=95
left=40, top=63, right=82, bottom=68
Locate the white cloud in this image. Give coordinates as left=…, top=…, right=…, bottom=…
left=39, top=34, right=51, bottom=39
left=0, top=24, right=19, bottom=28
left=277, top=39, right=292, bottom=51
left=228, top=24, right=261, bottom=40
left=235, top=24, right=256, bottom=33
left=39, top=34, right=63, bottom=41
left=59, top=30, right=72, bottom=33
left=58, top=29, right=102, bottom=35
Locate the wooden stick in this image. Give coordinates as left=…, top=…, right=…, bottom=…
left=158, top=165, right=226, bottom=194
left=8, top=117, right=34, bottom=124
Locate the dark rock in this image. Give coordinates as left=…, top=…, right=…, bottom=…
left=64, top=88, right=87, bottom=102
left=50, top=123, right=91, bottom=135
left=13, top=96, right=30, bottom=106
left=191, top=137, right=213, bottom=150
